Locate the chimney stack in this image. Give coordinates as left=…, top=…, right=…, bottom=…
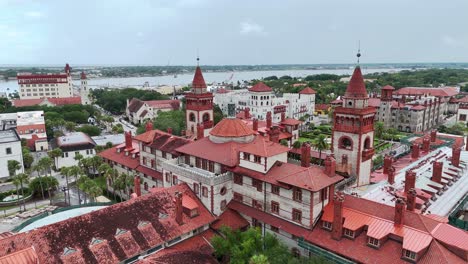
left=432, top=161, right=443, bottom=183
left=394, top=198, right=406, bottom=226
left=281, top=112, right=286, bottom=122
left=324, top=154, right=336, bottom=177
left=145, top=121, right=153, bottom=132
left=167, top=127, right=173, bottom=134
left=253, top=118, right=258, bottom=131
left=404, top=170, right=416, bottom=193
left=244, top=108, right=251, bottom=119
left=175, top=191, right=183, bottom=225
left=387, top=166, right=396, bottom=184
left=269, top=126, right=280, bottom=143
left=125, top=131, right=132, bottom=150
left=266, top=111, right=272, bottom=129
left=134, top=175, right=141, bottom=197
left=383, top=155, right=393, bottom=174
left=452, top=145, right=461, bottom=167
left=422, top=137, right=430, bottom=152
left=406, top=188, right=417, bottom=212
left=430, top=130, right=437, bottom=142
left=332, top=193, right=344, bottom=240
left=411, top=142, right=420, bottom=159
left=301, top=143, right=311, bottom=167
left=197, top=123, right=204, bottom=140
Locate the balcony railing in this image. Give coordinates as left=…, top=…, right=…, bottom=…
left=161, top=158, right=232, bottom=185
left=362, top=148, right=375, bottom=161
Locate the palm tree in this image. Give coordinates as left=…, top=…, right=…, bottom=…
left=60, top=167, right=72, bottom=205
left=13, top=173, right=30, bottom=211
left=104, top=167, right=118, bottom=201
left=78, top=176, right=93, bottom=204
left=374, top=121, right=384, bottom=140
left=7, top=160, right=21, bottom=178
left=69, top=166, right=83, bottom=205
left=32, top=164, right=45, bottom=200
left=313, top=134, right=329, bottom=165
left=48, top=148, right=63, bottom=171
left=90, top=156, right=103, bottom=176
left=12, top=176, right=20, bottom=211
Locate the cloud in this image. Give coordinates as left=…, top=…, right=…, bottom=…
left=25, top=11, right=44, bottom=18
left=240, top=21, right=266, bottom=35
left=136, top=32, right=144, bottom=37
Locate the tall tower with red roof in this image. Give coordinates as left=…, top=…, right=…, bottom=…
left=332, top=66, right=376, bottom=186
left=185, top=58, right=214, bottom=139
left=80, top=71, right=91, bottom=105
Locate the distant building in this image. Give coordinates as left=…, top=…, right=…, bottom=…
left=454, top=95, right=468, bottom=125
left=0, top=129, right=24, bottom=179
left=91, top=134, right=125, bottom=147
left=126, top=98, right=180, bottom=125
left=0, top=110, right=48, bottom=151
left=52, top=132, right=96, bottom=169
left=214, top=84, right=316, bottom=123
left=11, top=96, right=82, bottom=107
left=79, top=71, right=91, bottom=105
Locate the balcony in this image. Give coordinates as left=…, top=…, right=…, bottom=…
left=161, top=158, right=232, bottom=185
left=362, top=148, right=375, bottom=161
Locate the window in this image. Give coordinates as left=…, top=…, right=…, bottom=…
left=321, top=188, right=328, bottom=201
left=271, top=201, right=279, bottom=214
left=193, top=183, right=200, bottom=194
left=144, top=182, right=148, bottom=191
left=220, top=187, right=227, bottom=196
left=234, top=174, right=243, bottom=185
left=195, top=157, right=201, bottom=168
left=243, top=152, right=250, bottom=160
left=368, top=237, right=380, bottom=247
left=172, top=175, right=178, bottom=185
left=162, top=152, right=167, bottom=159
left=233, top=192, right=243, bottom=202
left=64, top=152, right=69, bottom=158
left=185, top=155, right=190, bottom=164
left=322, top=221, right=332, bottom=230
left=165, top=172, right=170, bottom=183
left=460, top=114, right=467, bottom=121
left=339, top=136, right=353, bottom=150
left=252, top=199, right=262, bottom=210
left=143, top=157, right=147, bottom=165
left=254, top=155, right=261, bottom=163
left=344, top=229, right=354, bottom=238
left=151, top=159, right=155, bottom=168
left=404, top=250, right=417, bottom=260
left=270, top=225, right=279, bottom=233
left=202, top=187, right=208, bottom=197
left=5, top=148, right=12, bottom=155
left=292, top=209, right=302, bottom=222
left=202, top=159, right=207, bottom=170
left=252, top=179, right=262, bottom=192
left=293, top=188, right=302, bottom=202
left=220, top=200, right=227, bottom=210
left=271, top=185, right=280, bottom=195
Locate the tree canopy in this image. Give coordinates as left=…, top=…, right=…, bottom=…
left=91, top=88, right=168, bottom=114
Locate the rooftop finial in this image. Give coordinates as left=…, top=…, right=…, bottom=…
left=196, top=48, right=200, bottom=66
left=356, top=40, right=361, bottom=65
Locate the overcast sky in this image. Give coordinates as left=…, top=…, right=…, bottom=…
left=1, top=0, right=467, bottom=65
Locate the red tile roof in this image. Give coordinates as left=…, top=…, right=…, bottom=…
left=145, top=99, right=180, bottom=110
left=149, top=133, right=192, bottom=155
left=176, top=137, right=241, bottom=167
left=127, top=98, right=145, bottom=113
left=299, top=87, right=317, bottom=94
left=192, top=66, right=207, bottom=89
left=135, top=165, right=162, bottom=181
left=239, top=136, right=289, bottom=157
left=211, top=208, right=250, bottom=231
left=210, top=118, right=255, bottom=138
left=344, top=66, right=368, bottom=99
left=0, top=184, right=215, bottom=264
left=12, top=97, right=82, bottom=107
left=139, top=109, right=148, bottom=118
left=394, top=87, right=458, bottom=97
left=249, top=82, right=272, bottom=92
left=134, top=129, right=171, bottom=144
left=215, top=88, right=230, bottom=94
left=280, top=118, right=302, bottom=126
left=0, top=247, right=38, bottom=264
left=315, top=104, right=330, bottom=111
left=382, top=85, right=395, bottom=90
left=99, top=142, right=140, bottom=169
left=368, top=98, right=381, bottom=107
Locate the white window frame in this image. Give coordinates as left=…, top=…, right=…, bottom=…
left=368, top=237, right=380, bottom=247
left=322, top=221, right=332, bottom=230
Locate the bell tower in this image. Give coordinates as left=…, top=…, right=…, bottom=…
left=80, top=71, right=91, bottom=105
left=332, top=63, right=376, bottom=186
left=185, top=57, right=214, bottom=139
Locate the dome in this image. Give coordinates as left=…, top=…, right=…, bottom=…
left=209, top=118, right=255, bottom=143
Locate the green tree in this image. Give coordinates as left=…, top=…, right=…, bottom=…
left=69, top=166, right=83, bottom=204
left=8, top=160, right=21, bottom=177
left=280, top=139, right=289, bottom=147
left=292, top=141, right=302, bottom=149
left=374, top=121, right=384, bottom=140
left=250, top=254, right=269, bottom=264
left=12, top=173, right=30, bottom=211
left=60, top=167, right=72, bottom=205
left=32, top=164, right=45, bottom=200
left=22, top=147, right=34, bottom=169
left=77, top=124, right=101, bottom=136
left=312, top=134, right=329, bottom=165
left=48, top=148, right=63, bottom=170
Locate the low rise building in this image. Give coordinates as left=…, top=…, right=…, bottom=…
left=0, top=110, right=48, bottom=151
left=455, top=95, right=468, bottom=125
left=0, top=129, right=24, bottom=179
left=11, top=96, right=82, bottom=108
left=126, top=98, right=180, bottom=125
left=52, top=132, right=96, bottom=169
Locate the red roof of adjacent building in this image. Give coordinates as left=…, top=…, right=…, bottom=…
left=216, top=88, right=231, bottom=94
left=12, top=97, right=82, bottom=107
left=344, top=66, right=368, bottom=99
left=0, top=184, right=215, bottom=264
left=176, top=137, right=242, bottom=167
left=280, top=118, right=302, bottom=126
left=99, top=142, right=140, bottom=169
left=150, top=134, right=192, bottom=155
left=368, top=98, right=381, bottom=107
left=315, top=104, right=330, bottom=111
left=0, top=247, right=39, bottom=264
left=382, top=85, right=395, bottom=90
left=299, top=87, right=317, bottom=94
left=145, top=99, right=180, bottom=110
left=211, top=209, right=250, bottom=231
left=239, top=136, right=289, bottom=157
left=210, top=118, right=255, bottom=138
left=17, top=73, right=68, bottom=85
left=394, top=87, right=458, bottom=97
left=249, top=82, right=273, bottom=92
left=134, top=129, right=171, bottom=144
left=80, top=71, right=87, bottom=79
left=192, top=66, right=207, bottom=89
left=135, top=165, right=163, bottom=181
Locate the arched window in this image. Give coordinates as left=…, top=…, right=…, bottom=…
left=202, top=113, right=210, bottom=122
left=339, top=136, right=353, bottom=150
left=144, top=182, right=148, bottom=191
left=220, top=200, right=227, bottom=211
left=189, top=113, right=196, bottom=122
left=364, top=137, right=371, bottom=149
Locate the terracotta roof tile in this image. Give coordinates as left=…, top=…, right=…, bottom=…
left=299, top=87, right=317, bottom=94
left=280, top=118, right=302, bottom=126
left=394, top=87, right=458, bottom=97
left=12, top=97, right=82, bottom=107
left=249, top=82, right=272, bottom=92
left=211, top=208, right=249, bottom=231
left=344, top=66, right=368, bottom=98
left=210, top=118, right=255, bottom=138
left=99, top=143, right=140, bottom=169
left=192, top=66, right=207, bottom=89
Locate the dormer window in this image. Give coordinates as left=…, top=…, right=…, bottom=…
left=403, top=249, right=417, bottom=261
left=322, top=221, right=332, bottom=230
left=254, top=155, right=261, bottom=163
left=367, top=237, right=380, bottom=248
left=243, top=152, right=251, bottom=160
left=344, top=228, right=355, bottom=239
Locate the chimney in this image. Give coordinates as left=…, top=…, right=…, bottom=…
left=175, top=191, right=183, bottom=225
left=432, top=161, right=443, bottom=183
left=244, top=108, right=251, bottom=119
left=281, top=112, right=286, bottom=122
left=145, top=121, right=153, bottom=132
left=383, top=155, right=393, bottom=174
left=422, top=137, right=430, bottom=152
left=387, top=166, right=396, bottom=184
left=134, top=175, right=141, bottom=197
left=197, top=123, right=204, bottom=140
left=301, top=143, right=311, bottom=167
left=324, top=154, right=336, bottom=177
left=125, top=131, right=132, bottom=150
left=252, top=118, right=258, bottom=131
left=332, top=193, right=344, bottom=240
left=411, top=142, right=420, bottom=159
left=269, top=126, right=280, bottom=143
left=430, top=130, right=437, bottom=142
left=404, top=170, right=416, bottom=193
left=406, top=188, right=417, bottom=212
left=167, top=127, right=173, bottom=134
left=266, top=111, right=272, bottom=129
left=452, top=145, right=461, bottom=167
left=394, top=198, right=406, bottom=226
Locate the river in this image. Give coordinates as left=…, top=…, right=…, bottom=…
left=0, top=67, right=405, bottom=93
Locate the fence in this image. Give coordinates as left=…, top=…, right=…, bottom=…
left=298, top=238, right=355, bottom=264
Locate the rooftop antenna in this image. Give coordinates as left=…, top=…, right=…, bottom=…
left=356, top=40, right=361, bottom=65
left=196, top=49, right=200, bottom=66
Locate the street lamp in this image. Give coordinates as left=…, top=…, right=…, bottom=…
left=61, top=186, right=69, bottom=205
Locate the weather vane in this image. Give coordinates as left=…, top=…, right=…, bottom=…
left=196, top=48, right=200, bottom=66
left=356, top=40, right=361, bottom=64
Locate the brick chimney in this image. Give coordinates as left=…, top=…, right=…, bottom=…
left=301, top=142, right=311, bottom=167
left=197, top=123, right=204, bottom=140
left=167, top=127, right=173, bottom=134
left=266, top=111, right=272, bottom=129
left=430, top=130, right=437, bottom=142
left=406, top=188, right=417, bottom=212
left=269, top=126, right=280, bottom=143
left=387, top=166, right=396, bottom=184
left=125, top=131, right=132, bottom=150
left=134, top=175, right=141, bottom=197
left=244, top=107, right=251, bottom=119
left=422, top=137, right=430, bottom=152
left=332, top=193, right=344, bottom=240
left=432, top=161, right=443, bottom=183
left=452, top=145, right=461, bottom=167
left=411, top=142, right=420, bottom=159
left=404, top=170, right=416, bottom=193
left=145, top=121, right=153, bottom=132
left=383, top=154, right=393, bottom=174
left=281, top=112, right=286, bottom=122
left=324, top=154, right=336, bottom=177
left=253, top=118, right=258, bottom=131
left=175, top=191, right=183, bottom=225
left=394, top=198, right=406, bottom=226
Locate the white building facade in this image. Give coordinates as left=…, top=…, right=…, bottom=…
left=0, top=129, right=24, bottom=179
left=53, top=132, right=97, bottom=169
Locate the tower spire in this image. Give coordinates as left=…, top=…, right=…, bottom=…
left=356, top=40, right=361, bottom=65
left=196, top=49, right=200, bottom=66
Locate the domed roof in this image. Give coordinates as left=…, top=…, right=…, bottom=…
left=210, top=118, right=255, bottom=138
left=299, top=87, right=316, bottom=94
left=249, top=82, right=272, bottom=92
